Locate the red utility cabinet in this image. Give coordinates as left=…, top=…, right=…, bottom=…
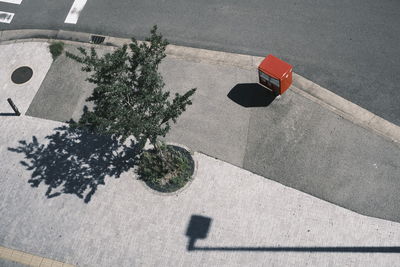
left=258, top=54, right=292, bottom=95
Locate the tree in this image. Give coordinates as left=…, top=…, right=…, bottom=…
left=66, top=26, right=196, bottom=157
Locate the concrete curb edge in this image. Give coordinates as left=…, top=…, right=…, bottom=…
left=1, top=29, right=399, bottom=146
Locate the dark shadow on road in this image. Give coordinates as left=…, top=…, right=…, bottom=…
left=0, top=113, right=18, bottom=116
left=185, top=215, right=400, bottom=253
left=8, top=125, right=137, bottom=203
left=227, top=83, right=276, bottom=108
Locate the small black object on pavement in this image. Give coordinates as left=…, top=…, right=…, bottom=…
left=7, top=98, right=21, bottom=116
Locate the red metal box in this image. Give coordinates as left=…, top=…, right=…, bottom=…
left=258, top=54, right=292, bottom=95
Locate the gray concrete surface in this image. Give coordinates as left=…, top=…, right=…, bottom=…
left=0, top=42, right=52, bottom=115
left=1, top=0, right=399, bottom=126
left=242, top=89, right=400, bottom=221
left=25, top=45, right=95, bottom=122
left=5, top=34, right=399, bottom=145
left=25, top=43, right=400, bottom=223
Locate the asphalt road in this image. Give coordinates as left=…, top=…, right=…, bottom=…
left=1, top=0, right=399, bottom=125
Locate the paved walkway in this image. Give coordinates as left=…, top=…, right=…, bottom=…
left=1, top=115, right=400, bottom=266
left=1, top=41, right=400, bottom=266
left=24, top=42, right=400, bottom=222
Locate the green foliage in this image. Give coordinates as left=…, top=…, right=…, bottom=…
left=49, top=41, right=65, bottom=60
left=66, top=25, right=196, bottom=156
left=138, top=144, right=194, bottom=192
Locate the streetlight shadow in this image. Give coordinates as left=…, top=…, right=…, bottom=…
left=0, top=113, right=18, bottom=116
left=185, top=215, right=400, bottom=253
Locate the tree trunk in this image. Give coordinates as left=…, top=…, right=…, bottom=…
left=134, top=136, right=147, bottom=157
left=153, top=140, right=168, bottom=169
left=153, top=140, right=164, bottom=158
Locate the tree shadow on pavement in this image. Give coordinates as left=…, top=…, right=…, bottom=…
left=8, top=125, right=137, bottom=203
left=227, top=83, right=276, bottom=108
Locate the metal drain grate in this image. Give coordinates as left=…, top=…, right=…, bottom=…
left=90, top=35, right=105, bottom=44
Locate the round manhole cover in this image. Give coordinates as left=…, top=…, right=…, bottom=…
left=11, top=66, right=33, bottom=84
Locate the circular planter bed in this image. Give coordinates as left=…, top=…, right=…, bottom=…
left=138, top=144, right=195, bottom=193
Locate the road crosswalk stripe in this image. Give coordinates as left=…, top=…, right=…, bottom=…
left=0, top=0, right=22, bottom=4
left=64, top=0, right=87, bottom=24
left=0, top=11, right=14, bottom=23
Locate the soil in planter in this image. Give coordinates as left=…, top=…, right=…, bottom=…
left=138, top=145, right=195, bottom=193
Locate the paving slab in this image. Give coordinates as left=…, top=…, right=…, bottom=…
left=25, top=45, right=96, bottom=122
left=243, top=88, right=400, bottom=221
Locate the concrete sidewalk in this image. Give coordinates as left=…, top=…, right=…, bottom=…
left=1, top=41, right=400, bottom=266
left=0, top=42, right=52, bottom=115
left=23, top=42, right=400, bottom=222
left=1, top=114, right=400, bottom=266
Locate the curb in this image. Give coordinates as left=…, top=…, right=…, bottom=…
left=1, top=29, right=399, bottom=146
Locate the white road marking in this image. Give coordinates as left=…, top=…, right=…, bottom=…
left=0, top=11, right=14, bottom=23
left=64, top=0, right=87, bottom=24
left=0, top=0, right=22, bottom=4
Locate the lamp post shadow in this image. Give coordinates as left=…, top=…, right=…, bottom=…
left=185, top=215, right=400, bottom=253
left=0, top=113, right=18, bottom=116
